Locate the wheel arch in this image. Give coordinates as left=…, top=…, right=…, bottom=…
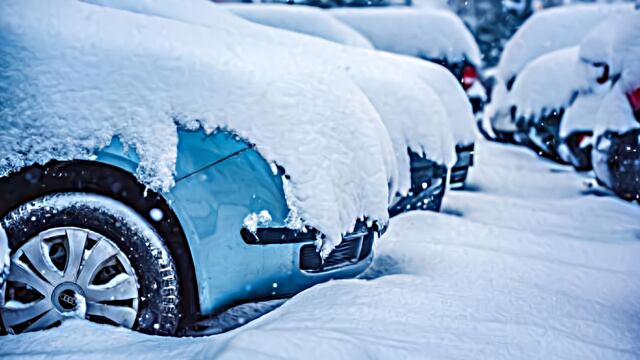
left=0, top=159, right=199, bottom=331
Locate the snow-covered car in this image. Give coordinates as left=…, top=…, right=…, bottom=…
left=0, top=0, right=397, bottom=335
left=221, top=3, right=374, bottom=48
left=482, top=3, right=634, bottom=143
left=222, top=3, right=461, bottom=202
left=582, top=11, right=640, bottom=200
left=103, top=0, right=476, bottom=202
left=330, top=7, right=486, bottom=115
left=508, top=46, right=593, bottom=164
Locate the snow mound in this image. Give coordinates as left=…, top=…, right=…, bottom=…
left=580, top=11, right=640, bottom=135
left=559, top=94, right=605, bottom=138
left=87, top=0, right=470, bottom=191
left=509, top=47, right=589, bottom=122
left=330, top=7, right=482, bottom=66
left=0, top=0, right=397, bottom=255
left=221, top=4, right=374, bottom=49
left=497, top=3, right=633, bottom=84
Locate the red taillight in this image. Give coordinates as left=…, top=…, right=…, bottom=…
left=576, top=133, right=592, bottom=148
left=461, top=65, right=477, bottom=91
left=627, top=87, right=640, bottom=119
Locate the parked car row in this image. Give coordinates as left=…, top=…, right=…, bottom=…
left=0, top=0, right=476, bottom=336
left=480, top=3, right=640, bottom=201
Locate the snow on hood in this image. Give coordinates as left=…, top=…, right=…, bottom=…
left=559, top=93, right=605, bottom=138
left=86, top=0, right=470, bottom=187
left=509, top=47, right=591, bottom=122
left=329, top=7, right=482, bottom=67
left=0, top=0, right=398, bottom=256
left=497, top=3, right=633, bottom=85
left=221, top=4, right=374, bottom=49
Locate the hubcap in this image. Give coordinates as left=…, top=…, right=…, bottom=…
left=0, top=227, right=139, bottom=334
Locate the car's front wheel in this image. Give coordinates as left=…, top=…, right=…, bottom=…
left=0, top=193, right=182, bottom=335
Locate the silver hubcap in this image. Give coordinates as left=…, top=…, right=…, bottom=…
left=0, top=227, right=139, bottom=333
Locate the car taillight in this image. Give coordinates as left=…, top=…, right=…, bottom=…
left=576, top=133, right=592, bottom=148
left=461, top=65, right=477, bottom=91
left=627, top=87, right=640, bottom=120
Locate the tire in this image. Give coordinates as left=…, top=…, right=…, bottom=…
left=0, top=193, right=182, bottom=335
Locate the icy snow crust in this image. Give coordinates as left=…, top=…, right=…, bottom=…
left=497, top=3, right=634, bottom=84
left=0, top=0, right=398, bottom=256
left=4, top=141, right=640, bottom=359
left=221, top=4, right=374, bottom=49
left=88, top=0, right=473, bottom=190
left=330, top=7, right=482, bottom=66
left=509, top=47, right=590, bottom=121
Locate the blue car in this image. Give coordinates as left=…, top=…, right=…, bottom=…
left=0, top=129, right=384, bottom=336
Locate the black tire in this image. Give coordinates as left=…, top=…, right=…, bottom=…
left=1, top=192, right=182, bottom=335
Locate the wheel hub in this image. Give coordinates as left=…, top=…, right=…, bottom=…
left=0, top=227, right=139, bottom=334
left=52, top=282, right=85, bottom=313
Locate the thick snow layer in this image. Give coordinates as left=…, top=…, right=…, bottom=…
left=87, top=0, right=472, bottom=188
left=0, top=0, right=397, bottom=256
left=559, top=93, right=605, bottom=138
left=580, top=11, right=640, bottom=135
left=594, top=83, right=639, bottom=135
left=509, top=47, right=590, bottom=121
left=330, top=7, right=482, bottom=66
left=221, top=4, right=374, bottom=49
left=497, top=3, right=634, bottom=84
left=3, top=140, right=640, bottom=359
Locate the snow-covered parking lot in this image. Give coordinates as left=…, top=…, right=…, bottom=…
left=2, top=139, right=639, bottom=359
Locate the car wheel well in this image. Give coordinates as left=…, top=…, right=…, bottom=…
left=0, top=160, right=199, bottom=330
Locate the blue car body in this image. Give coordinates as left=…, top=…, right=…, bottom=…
left=95, top=128, right=375, bottom=316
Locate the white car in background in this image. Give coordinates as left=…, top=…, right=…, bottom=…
left=222, top=3, right=473, bottom=195
left=330, top=7, right=486, bottom=115
left=483, top=3, right=634, bottom=143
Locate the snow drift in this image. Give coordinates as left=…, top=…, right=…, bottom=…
left=330, top=7, right=481, bottom=67
left=221, top=4, right=374, bottom=49
left=0, top=0, right=398, bottom=255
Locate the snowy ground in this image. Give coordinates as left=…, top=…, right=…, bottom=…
left=2, top=140, right=640, bottom=359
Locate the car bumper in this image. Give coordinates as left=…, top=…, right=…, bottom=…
left=388, top=152, right=447, bottom=217
left=450, top=143, right=475, bottom=189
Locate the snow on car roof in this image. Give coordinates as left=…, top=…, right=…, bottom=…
left=86, top=1, right=473, bottom=182
left=497, top=3, right=634, bottom=84
left=509, top=46, right=590, bottom=121
left=0, top=0, right=398, bottom=256
left=329, top=7, right=482, bottom=66
left=221, top=3, right=374, bottom=49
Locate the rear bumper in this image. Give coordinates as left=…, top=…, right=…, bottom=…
left=450, top=143, right=475, bottom=189
left=389, top=152, right=447, bottom=217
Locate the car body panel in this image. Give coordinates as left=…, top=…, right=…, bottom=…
left=95, top=128, right=376, bottom=315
